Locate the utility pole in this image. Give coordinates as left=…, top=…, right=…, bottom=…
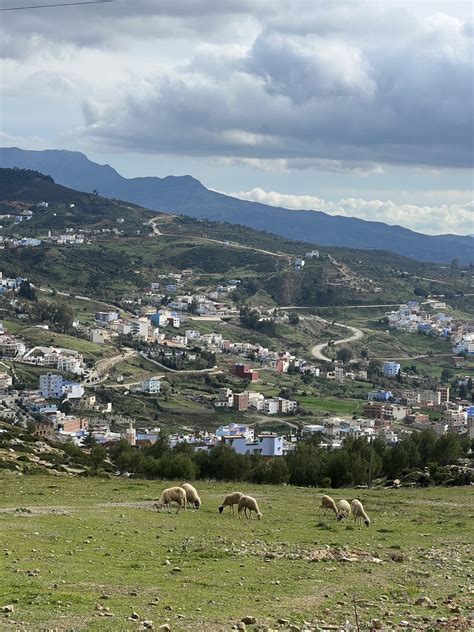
left=368, top=436, right=374, bottom=488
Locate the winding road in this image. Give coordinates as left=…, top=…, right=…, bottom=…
left=309, top=316, right=364, bottom=362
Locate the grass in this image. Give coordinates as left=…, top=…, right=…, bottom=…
left=296, top=395, right=364, bottom=416
left=0, top=474, right=472, bottom=631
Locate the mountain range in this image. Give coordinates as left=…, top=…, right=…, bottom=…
left=0, top=146, right=472, bottom=264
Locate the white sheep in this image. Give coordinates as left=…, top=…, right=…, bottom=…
left=181, top=483, right=201, bottom=509
left=320, top=494, right=338, bottom=516
left=351, top=499, right=371, bottom=527
left=238, top=495, right=262, bottom=520
left=336, top=499, right=351, bottom=522
left=154, top=486, right=187, bottom=514
left=218, top=491, right=243, bottom=514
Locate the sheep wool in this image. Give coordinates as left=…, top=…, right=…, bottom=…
left=181, top=483, right=201, bottom=509
left=238, top=495, right=263, bottom=520
left=351, top=499, right=371, bottom=527
left=219, top=492, right=243, bottom=514
left=155, top=486, right=187, bottom=514
left=321, top=494, right=338, bottom=516
left=336, top=499, right=351, bottom=522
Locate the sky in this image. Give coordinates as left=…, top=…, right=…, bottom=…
left=0, top=0, right=473, bottom=236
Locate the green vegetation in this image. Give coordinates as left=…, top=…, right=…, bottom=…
left=1, top=474, right=472, bottom=631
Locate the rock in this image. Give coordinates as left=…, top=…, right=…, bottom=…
left=277, top=619, right=290, bottom=625
left=371, top=619, right=382, bottom=630
left=158, top=625, right=171, bottom=631
left=142, top=621, right=154, bottom=629
left=1, top=606, right=14, bottom=613
left=236, top=624, right=246, bottom=631
left=415, top=597, right=433, bottom=607
left=129, top=612, right=140, bottom=620
left=241, top=616, right=256, bottom=625
left=289, top=625, right=301, bottom=631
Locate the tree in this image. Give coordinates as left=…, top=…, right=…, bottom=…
left=188, top=298, right=199, bottom=315
left=336, top=347, right=352, bottom=365
left=90, top=444, right=107, bottom=474
left=18, top=281, right=37, bottom=302
left=288, top=313, right=300, bottom=325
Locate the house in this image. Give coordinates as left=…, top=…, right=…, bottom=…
left=223, top=433, right=286, bottom=457
left=334, top=366, right=344, bottom=382
left=131, top=318, right=150, bottom=340
left=216, top=423, right=254, bottom=442
left=39, top=373, right=84, bottom=400
left=95, top=311, right=119, bottom=323
left=91, top=329, right=105, bottom=344
left=233, top=363, right=259, bottom=381
left=233, top=392, right=249, bottom=411
left=368, top=390, right=393, bottom=402
left=0, top=371, right=12, bottom=394
left=140, top=377, right=161, bottom=394
left=215, top=388, right=233, bottom=408
left=383, top=361, right=401, bottom=377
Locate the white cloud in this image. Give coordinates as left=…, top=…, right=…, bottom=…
left=229, top=188, right=474, bottom=236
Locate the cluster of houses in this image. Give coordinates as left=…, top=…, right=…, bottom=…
left=365, top=384, right=473, bottom=436
left=215, top=387, right=297, bottom=415
left=140, top=275, right=241, bottom=318
left=385, top=301, right=454, bottom=337
left=0, top=322, right=86, bottom=375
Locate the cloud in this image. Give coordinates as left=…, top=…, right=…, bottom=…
left=229, top=187, right=474, bottom=236
left=1, top=1, right=473, bottom=174
left=72, top=2, right=472, bottom=170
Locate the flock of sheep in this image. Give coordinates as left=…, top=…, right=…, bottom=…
left=154, top=485, right=370, bottom=527
left=154, top=485, right=262, bottom=519
left=321, top=494, right=371, bottom=527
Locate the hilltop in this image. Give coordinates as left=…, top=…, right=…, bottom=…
left=1, top=147, right=473, bottom=264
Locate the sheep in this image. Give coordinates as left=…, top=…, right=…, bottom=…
left=320, top=494, right=338, bottom=516
left=351, top=499, right=371, bottom=527
left=336, top=499, right=351, bottom=522
left=218, top=491, right=243, bottom=514
left=238, top=495, right=262, bottom=520
left=154, top=486, right=187, bottom=514
left=181, top=483, right=201, bottom=509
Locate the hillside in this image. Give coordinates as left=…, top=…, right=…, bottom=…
left=1, top=147, right=473, bottom=264
left=0, top=168, right=154, bottom=233
left=0, top=168, right=471, bottom=310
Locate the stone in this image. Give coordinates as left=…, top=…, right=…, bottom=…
left=1, top=606, right=14, bottom=613
left=371, top=619, right=382, bottom=630
left=241, top=616, right=256, bottom=625
left=414, top=597, right=433, bottom=607
left=129, top=612, right=140, bottom=620
left=158, top=626, right=171, bottom=632
left=142, top=621, right=154, bottom=629
left=277, top=619, right=290, bottom=625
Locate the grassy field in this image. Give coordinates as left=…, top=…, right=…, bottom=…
left=1, top=474, right=472, bottom=631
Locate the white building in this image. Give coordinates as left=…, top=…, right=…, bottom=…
left=140, top=377, right=161, bottom=394
left=39, top=373, right=64, bottom=399
left=383, top=361, right=401, bottom=377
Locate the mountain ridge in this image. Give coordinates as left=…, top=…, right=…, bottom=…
left=0, top=146, right=472, bottom=264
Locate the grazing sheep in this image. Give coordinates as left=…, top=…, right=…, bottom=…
left=181, top=483, right=201, bottom=509
left=351, top=499, right=371, bottom=527
left=320, top=494, right=338, bottom=516
left=238, top=495, right=262, bottom=520
left=218, top=491, right=243, bottom=514
left=336, top=499, right=351, bottom=522
left=154, top=486, right=187, bottom=514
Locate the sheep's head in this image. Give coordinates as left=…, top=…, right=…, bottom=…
left=257, top=512, right=263, bottom=520
left=194, top=499, right=201, bottom=509
left=218, top=506, right=224, bottom=513
left=364, top=518, right=371, bottom=527
left=154, top=499, right=164, bottom=511
left=336, top=511, right=346, bottom=521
